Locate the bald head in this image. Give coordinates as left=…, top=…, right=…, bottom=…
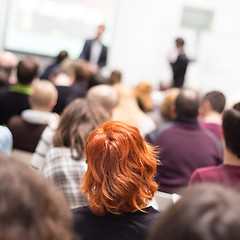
left=175, top=89, right=200, bottom=118
left=0, top=51, right=18, bottom=68
left=87, top=84, right=118, bottom=111
left=87, top=85, right=118, bottom=123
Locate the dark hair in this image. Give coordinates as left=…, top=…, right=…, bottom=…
left=203, top=91, right=226, bottom=113
left=56, top=50, right=68, bottom=63
left=175, top=37, right=185, bottom=47
left=222, top=109, right=240, bottom=158
left=148, top=183, right=240, bottom=240
left=74, top=60, right=93, bottom=82
left=233, top=102, right=240, bottom=111
left=53, top=99, right=99, bottom=160
left=109, top=70, right=122, bottom=85
left=0, top=154, right=72, bottom=240
left=175, top=89, right=200, bottom=118
left=17, top=58, right=39, bottom=84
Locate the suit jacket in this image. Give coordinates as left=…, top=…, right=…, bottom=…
left=79, top=39, right=108, bottom=68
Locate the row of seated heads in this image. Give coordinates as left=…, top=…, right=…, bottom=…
left=0, top=51, right=103, bottom=87
left=0, top=51, right=155, bottom=114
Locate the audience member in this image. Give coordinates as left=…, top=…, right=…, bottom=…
left=160, top=87, right=180, bottom=124
left=233, top=101, right=240, bottom=111
left=148, top=183, right=240, bottom=240
left=86, top=84, right=119, bottom=123
left=112, top=82, right=156, bottom=137
left=31, top=85, right=118, bottom=171
left=74, top=60, right=92, bottom=92
left=0, top=126, right=12, bottom=155
left=72, top=121, right=160, bottom=240
left=0, top=57, right=39, bottom=125
left=7, top=80, right=58, bottom=152
left=109, top=69, right=122, bottom=85
left=50, top=67, right=86, bottom=114
left=0, top=51, right=18, bottom=84
left=189, top=108, right=240, bottom=188
left=0, top=154, right=73, bottom=240
left=200, top=90, right=226, bottom=140
left=42, top=99, right=95, bottom=209
left=146, top=88, right=223, bottom=193
left=40, top=50, right=68, bottom=80
left=134, top=81, right=154, bottom=113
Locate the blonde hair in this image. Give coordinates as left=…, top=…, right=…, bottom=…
left=31, top=80, right=58, bottom=108
left=161, top=88, right=180, bottom=120
left=112, top=83, right=142, bottom=126
left=134, top=81, right=153, bottom=112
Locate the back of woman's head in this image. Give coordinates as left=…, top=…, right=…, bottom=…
left=161, top=88, right=180, bottom=120
left=0, top=154, right=72, bottom=240
left=82, top=121, right=158, bottom=216
left=134, top=81, right=153, bottom=112
left=148, top=183, right=240, bottom=240
left=53, top=98, right=98, bottom=160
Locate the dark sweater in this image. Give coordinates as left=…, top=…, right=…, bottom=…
left=146, top=117, right=223, bottom=193
left=7, top=116, right=46, bottom=152
left=0, top=88, right=30, bottom=125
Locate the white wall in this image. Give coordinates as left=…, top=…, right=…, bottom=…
left=0, top=0, right=9, bottom=50
left=1, top=0, right=240, bottom=105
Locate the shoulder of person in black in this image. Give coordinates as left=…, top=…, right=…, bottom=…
left=72, top=206, right=160, bottom=240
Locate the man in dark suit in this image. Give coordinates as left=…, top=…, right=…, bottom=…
left=169, top=37, right=189, bottom=88
left=79, top=25, right=108, bottom=70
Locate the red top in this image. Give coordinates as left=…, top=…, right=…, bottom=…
left=189, top=164, right=240, bottom=189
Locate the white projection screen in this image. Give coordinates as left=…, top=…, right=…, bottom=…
left=4, top=0, right=118, bottom=58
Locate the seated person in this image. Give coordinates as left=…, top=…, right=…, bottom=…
left=7, top=80, right=58, bottom=152
left=50, top=67, right=86, bottom=114
left=199, top=90, right=226, bottom=140
left=72, top=121, right=160, bottom=240
left=0, top=57, right=39, bottom=125
left=146, top=89, right=223, bottom=193
left=148, top=183, right=240, bottom=240
left=189, top=108, right=240, bottom=188
left=0, top=51, right=18, bottom=85
left=112, top=83, right=156, bottom=138
left=0, top=154, right=73, bottom=240
left=30, top=84, right=118, bottom=171
left=40, top=50, right=68, bottom=80
left=134, top=81, right=154, bottom=113
left=42, top=99, right=95, bottom=209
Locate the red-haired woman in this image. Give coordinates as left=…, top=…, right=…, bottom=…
left=72, top=121, right=160, bottom=240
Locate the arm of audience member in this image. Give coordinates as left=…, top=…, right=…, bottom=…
left=30, top=124, right=56, bottom=172
left=188, top=170, right=202, bottom=186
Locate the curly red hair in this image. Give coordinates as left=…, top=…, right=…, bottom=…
left=81, top=121, right=159, bottom=216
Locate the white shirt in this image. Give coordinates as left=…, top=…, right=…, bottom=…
left=89, top=40, right=102, bottom=65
